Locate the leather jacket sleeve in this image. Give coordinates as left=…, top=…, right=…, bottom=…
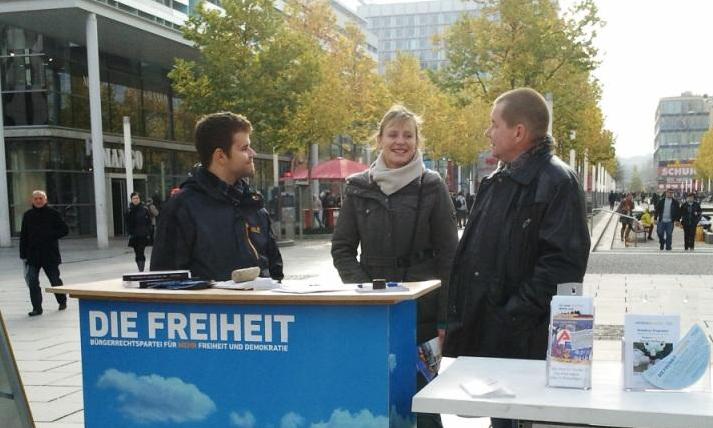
left=504, top=177, right=590, bottom=320
left=331, top=193, right=371, bottom=284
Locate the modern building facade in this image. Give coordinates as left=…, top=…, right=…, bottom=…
left=357, top=0, right=480, bottom=72
left=0, top=0, right=372, bottom=246
left=654, top=92, right=711, bottom=191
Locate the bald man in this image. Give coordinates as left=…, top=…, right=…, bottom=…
left=20, top=190, right=69, bottom=316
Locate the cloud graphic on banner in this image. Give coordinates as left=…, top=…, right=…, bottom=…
left=310, top=408, right=388, bottom=428
left=280, top=412, right=306, bottom=428
left=230, top=411, right=256, bottom=428
left=97, top=369, right=215, bottom=423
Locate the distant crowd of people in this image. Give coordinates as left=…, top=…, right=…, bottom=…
left=611, top=189, right=705, bottom=251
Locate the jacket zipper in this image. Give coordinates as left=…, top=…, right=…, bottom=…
left=244, top=224, right=260, bottom=261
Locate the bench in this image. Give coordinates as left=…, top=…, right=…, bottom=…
left=630, top=221, right=649, bottom=246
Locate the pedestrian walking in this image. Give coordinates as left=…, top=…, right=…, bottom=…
left=443, top=88, right=590, bottom=428
left=616, top=193, right=635, bottom=245
left=151, top=112, right=283, bottom=281
left=331, top=104, right=458, bottom=428
left=608, top=190, right=616, bottom=210
left=455, top=191, right=468, bottom=228
left=680, top=192, right=702, bottom=251
left=654, top=188, right=681, bottom=251
left=312, top=194, right=323, bottom=229
left=125, top=192, right=153, bottom=272
left=19, top=190, right=69, bottom=316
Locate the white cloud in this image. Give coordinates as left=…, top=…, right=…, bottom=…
left=97, top=369, right=215, bottom=423
left=230, top=411, right=256, bottom=428
left=280, top=412, right=306, bottom=428
left=310, top=408, right=389, bottom=428
left=388, top=353, right=397, bottom=373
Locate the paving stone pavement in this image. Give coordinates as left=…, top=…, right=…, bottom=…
left=1, top=232, right=712, bottom=427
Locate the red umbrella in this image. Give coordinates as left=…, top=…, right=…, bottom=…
left=281, top=165, right=308, bottom=181
left=310, top=157, right=368, bottom=180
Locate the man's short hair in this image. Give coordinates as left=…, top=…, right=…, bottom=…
left=194, top=112, right=252, bottom=167
left=32, top=190, right=47, bottom=198
left=494, top=88, right=550, bottom=140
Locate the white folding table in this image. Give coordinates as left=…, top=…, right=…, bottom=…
left=412, top=357, right=713, bottom=428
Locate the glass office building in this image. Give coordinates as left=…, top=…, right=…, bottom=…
left=0, top=1, right=290, bottom=239
left=358, top=0, right=480, bottom=72
left=654, top=92, right=711, bottom=191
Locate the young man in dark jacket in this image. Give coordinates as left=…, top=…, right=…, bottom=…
left=151, top=112, right=283, bottom=281
left=443, top=89, right=590, bottom=428
left=20, top=190, right=69, bottom=316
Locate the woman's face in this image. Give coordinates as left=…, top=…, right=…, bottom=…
left=131, top=195, right=141, bottom=205
left=377, top=119, right=418, bottom=169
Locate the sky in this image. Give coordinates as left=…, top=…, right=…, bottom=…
left=341, top=0, right=713, bottom=159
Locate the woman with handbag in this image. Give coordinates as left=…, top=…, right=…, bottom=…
left=331, top=104, right=458, bottom=427
left=125, top=192, right=152, bottom=271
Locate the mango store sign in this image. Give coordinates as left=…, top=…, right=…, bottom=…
left=104, top=148, right=144, bottom=171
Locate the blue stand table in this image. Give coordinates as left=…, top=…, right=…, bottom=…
left=50, top=280, right=440, bottom=428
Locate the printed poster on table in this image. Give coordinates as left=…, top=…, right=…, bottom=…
left=547, top=295, right=594, bottom=389
left=623, top=314, right=680, bottom=390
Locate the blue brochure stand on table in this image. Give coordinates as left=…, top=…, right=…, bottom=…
left=49, top=279, right=440, bottom=428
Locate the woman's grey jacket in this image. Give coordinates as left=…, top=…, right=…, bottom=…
left=331, top=169, right=458, bottom=343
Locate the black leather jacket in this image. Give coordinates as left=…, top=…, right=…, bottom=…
left=444, top=143, right=590, bottom=359
left=151, top=166, right=283, bottom=281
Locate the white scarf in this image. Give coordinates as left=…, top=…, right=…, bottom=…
left=370, top=150, right=425, bottom=196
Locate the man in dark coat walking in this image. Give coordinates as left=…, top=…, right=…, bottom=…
left=20, top=190, right=69, bottom=316
left=443, top=88, right=590, bottom=428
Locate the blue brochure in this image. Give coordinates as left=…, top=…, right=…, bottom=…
left=642, top=324, right=711, bottom=390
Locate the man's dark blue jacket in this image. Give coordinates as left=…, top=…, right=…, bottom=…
left=151, top=166, right=283, bottom=281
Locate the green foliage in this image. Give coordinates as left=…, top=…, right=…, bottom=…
left=383, top=53, right=490, bottom=164
left=694, top=130, right=713, bottom=180
left=169, top=0, right=323, bottom=152
left=434, top=0, right=615, bottom=165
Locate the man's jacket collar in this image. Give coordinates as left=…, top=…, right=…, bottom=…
left=494, top=138, right=554, bottom=185
left=184, top=166, right=263, bottom=208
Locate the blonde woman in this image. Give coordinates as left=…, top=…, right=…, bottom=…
left=331, top=105, right=458, bottom=427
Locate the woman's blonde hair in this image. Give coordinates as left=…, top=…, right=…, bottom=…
left=374, top=104, right=424, bottom=145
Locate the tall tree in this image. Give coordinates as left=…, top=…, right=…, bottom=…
left=436, top=0, right=614, bottom=164
left=283, top=17, right=387, bottom=155
left=694, top=130, right=713, bottom=186
left=169, top=0, right=323, bottom=152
